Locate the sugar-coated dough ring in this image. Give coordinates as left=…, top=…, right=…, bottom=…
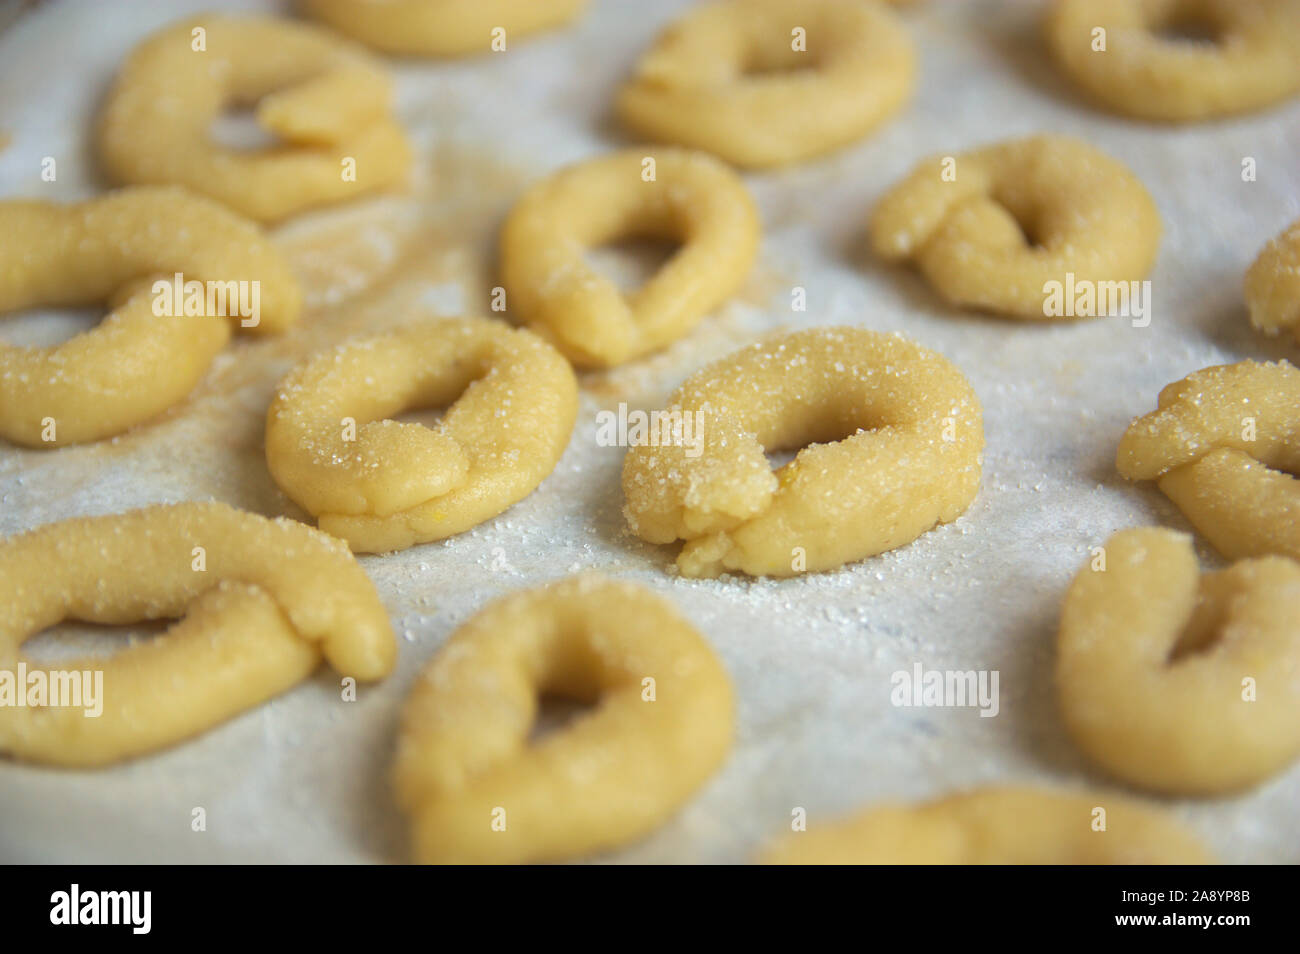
left=1046, top=0, right=1300, bottom=122
left=871, top=135, right=1161, bottom=319
left=500, top=148, right=759, bottom=368
left=266, top=317, right=578, bottom=553
left=0, top=502, right=396, bottom=767
left=1245, top=218, right=1300, bottom=343
left=298, top=0, right=588, bottom=56
left=761, top=786, right=1212, bottom=864
left=99, top=16, right=411, bottom=223
left=1117, top=360, right=1300, bottom=561
left=616, top=0, right=914, bottom=168
left=1058, top=527, right=1300, bottom=794
left=0, top=187, right=301, bottom=448
left=622, top=327, right=983, bottom=578
left=393, top=575, right=734, bottom=864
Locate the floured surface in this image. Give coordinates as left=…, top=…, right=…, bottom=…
left=1, top=0, right=1298, bottom=862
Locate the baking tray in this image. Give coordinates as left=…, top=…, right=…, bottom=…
left=0, top=0, right=1297, bottom=862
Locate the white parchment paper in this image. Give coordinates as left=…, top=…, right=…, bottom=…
left=0, top=0, right=1297, bottom=863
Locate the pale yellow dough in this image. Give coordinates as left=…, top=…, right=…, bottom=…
left=266, top=317, right=578, bottom=553
left=761, top=787, right=1213, bottom=864
left=393, top=575, right=734, bottom=864
left=500, top=148, right=759, bottom=368
left=0, top=187, right=301, bottom=448
left=1046, top=0, right=1300, bottom=122
left=1058, top=527, right=1300, bottom=794
left=1244, top=217, right=1300, bottom=343
left=622, top=327, right=983, bottom=578
left=298, top=0, right=588, bottom=56
left=99, top=16, right=411, bottom=223
left=0, top=502, right=396, bottom=767
left=617, top=0, right=913, bottom=169
left=870, top=135, right=1161, bottom=319
left=1117, top=360, right=1300, bottom=561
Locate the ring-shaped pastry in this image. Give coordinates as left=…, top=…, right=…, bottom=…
left=1245, top=217, right=1300, bottom=343
left=616, top=0, right=915, bottom=168
left=1046, top=0, right=1300, bottom=122
left=98, top=15, right=411, bottom=223
left=393, top=575, right=734, bottom=864
left=0, top=187, right=301, bottom=448
left=0, top=502, right=395, bottom=767
left=871, top=135, right=1161, bottom=319
left=1117, top=360, right=1300, bottom=561
left=298, top=0, right=589, bottom=56
left=500, top=148, right=759, bottom=368
left=761, top=786, right=1212, bottom=864
left=1058, top=526, right=1300, bottom=794
left=622, top=327, right=984, bottom=578
left=266, top=317, right=578, bottom=553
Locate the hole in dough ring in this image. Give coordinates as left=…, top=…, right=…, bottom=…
left=616, top=0, right=914, bottom=168
left=393, top=574, right=734, bottom=864
left=266, top=316, right=578, bottom=553
left=500, top=148, right=760, bottom=368
left=622, top=326, right=984, bottom=578
left=1058, top=527, right=1300, bottom=794
left=1245, top=217, right=1300, bottom=343
left=1046, top=0, right=1300, bottom=122
left=0, top=187, right=302, bottom=448
left=870, top=135, right=1161, bottom=319
left=98, top=15, right=411, bottom=223
left=1117, top=360, right=1300, bottom=561
left=0, top=502, right=396, bottom=767
left=761, top=786, right=1213, bottom=863
left=298, top=0, right=589, bottom=56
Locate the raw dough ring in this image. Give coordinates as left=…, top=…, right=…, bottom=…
left=393, top=575, right=734, bottom=864
left=1245, top=217, right=1300, bottom=343
left=622, top=327, right=984, bottom=578
left=0, top=502, right=396, bottom=767
left=761, top=786, right=1212, bottom=864
left=500, top=148, right=759, bottom=368
left=298, top=0, right=589, bottom=56
left=266, top=316, right=578, bottom=553
left=1058, top=527, right=1300, bottom=794
left=616, top=0, right=914, bottom=168
left=99, top=15, right=411, bottom=223
left=1118, top=360, right=1300, bottom=561
left=0, top=187, right=301, bottom=448
left=1046, top=0, right=1300, bottom=122
left=870, top=135, right=1161, bottom=319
